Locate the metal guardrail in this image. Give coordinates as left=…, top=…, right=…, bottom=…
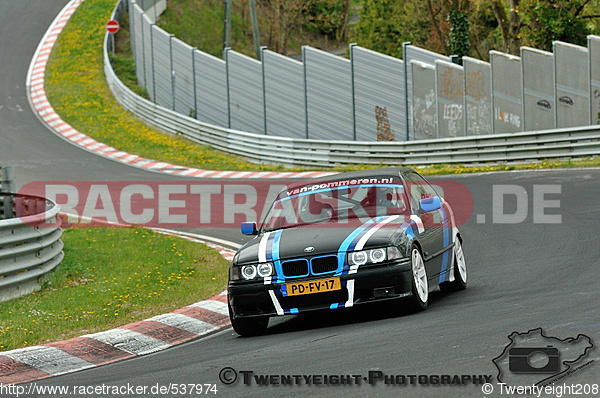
left=1, top=166, right=15, bottom=218
left=105, top=1, right=600, bottom=167
left=0, top=193, right=63, bottom=302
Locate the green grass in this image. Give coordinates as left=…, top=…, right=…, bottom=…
left=45, top=0, right=287, bottom=172
left=110, top=13, right=149, bottom=99
left=45, top=0, right=600, bottom=176
left=0, top=227, right=229, bottom=351
left=158, top=0, right=253, bottom=58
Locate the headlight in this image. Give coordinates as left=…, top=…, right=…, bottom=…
left=241, top=265, right=257, bottom=280
left=350, top=251, right=367, bottom=266
left=347, top=247, right=401, bottom=267
left=257, top=263, right=274, bottom=277
left=369, top=248, right=386, bottom=263
left=232, top=262, right=274, bottom=281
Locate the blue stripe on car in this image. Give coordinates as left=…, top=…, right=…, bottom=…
left=272, top=230, right=284, bottom=283
left=265, top=232, right=276, bottom=262
left=335, top=219, right=376, bottom=275
left=438, top=208, right=450, bottom=284
left=401, top=221, right=415, bottom=241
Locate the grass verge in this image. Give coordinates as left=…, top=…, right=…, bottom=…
left=45, top=0, right=600, bottom=176
left=0, top=227, right=228, bottom=351
left=45, top=0, right=288, bottom=172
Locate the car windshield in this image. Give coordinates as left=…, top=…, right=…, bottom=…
left=262, top=184, right=407, bottom=232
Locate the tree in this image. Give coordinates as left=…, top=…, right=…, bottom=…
left=353, top=0, right=600, bottom=61
left=520, top=0, right=594, bottom=51
left=489, top=0, right=522, bottom=55
left=353, top=0, right=430, bottom=58
left=448, top=9, right=471, bottom=58
left=259, top=0, right=313, bottom=54
left=303, top=0, right=352, bottom=43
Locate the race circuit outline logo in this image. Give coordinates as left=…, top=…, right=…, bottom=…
left=493, top=328, right=594, bottom=386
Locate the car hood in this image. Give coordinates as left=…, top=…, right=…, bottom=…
left=236, top=219, right=405, bottom=264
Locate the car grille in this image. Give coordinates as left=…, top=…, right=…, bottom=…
left=280, top=255, right=339, bottom=278
left=310, top=255, right=338, bottom=274
left=281, top=259, right=309, bottom=277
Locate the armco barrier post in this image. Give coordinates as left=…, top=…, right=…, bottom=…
left=0, top=166, right=15, bottom=219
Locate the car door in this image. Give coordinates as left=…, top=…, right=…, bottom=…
left=403, top=171, right=445, bottom=279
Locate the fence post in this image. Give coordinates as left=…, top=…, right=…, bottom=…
left=130, top=1, right=136, bottom=69
left=261, top=46, right=268, bottom=135
left=224, top=47, right=231, bottom=128
left=192, top=48, right=198, bottom=120
left=520, top=47, right=526, bottom=133
left=150, top=23, right=156, bottom=103
left=402, top=41, right=411, bottom=141
left=589, top=36, right=594, bottom=125
left=302, top=45, right=309, bottom=139
left=490, top=51, right=496, bottom=134
left=169, top=35, right=175, bottom=111
left=349, top=43, right=357, bottom=141
left=0, top=166, right=15, bottom=219
left=139, top=4, right=146, bottom=87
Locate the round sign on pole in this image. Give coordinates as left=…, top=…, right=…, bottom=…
left=106, top=20, right=120, bottom=34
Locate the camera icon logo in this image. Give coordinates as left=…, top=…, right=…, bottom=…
left=493, top=328, right=594, bottom=386
left=508, top=346, right=560, bottom=374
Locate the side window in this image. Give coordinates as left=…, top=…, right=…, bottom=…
left=419, top=178, right=439, bottom=199
left=404, top=172, right=427, bottom=214
left=405, top=171, right=443, bottom=213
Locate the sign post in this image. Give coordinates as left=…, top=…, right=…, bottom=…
left=106, top=20, right=120, bottom=55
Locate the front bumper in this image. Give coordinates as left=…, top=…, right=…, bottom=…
left=228, top=258, right=412, bottom=319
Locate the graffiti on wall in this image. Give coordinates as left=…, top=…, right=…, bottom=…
left=466, top=70, right=487, bottom=101
left=465, top=68, right=491, bottom=135
left=442, top=103, right=464, bottom=136
left=375, top=106, right=395, bottom=141
left=413, top=90, right=437, bottom=138
left=466, top=103, right=491, bottom=135
left=439, top=68, right=464, bottom=100
left=495, top=108, right=521, bottom=128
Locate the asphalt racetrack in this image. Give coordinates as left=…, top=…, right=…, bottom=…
left=1, top=1, right=598, bottom=397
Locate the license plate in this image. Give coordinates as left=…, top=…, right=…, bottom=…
left=284, top=277, right=341, bottom=297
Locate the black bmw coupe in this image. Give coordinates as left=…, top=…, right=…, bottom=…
left=227, top=168, right=467, bottom=336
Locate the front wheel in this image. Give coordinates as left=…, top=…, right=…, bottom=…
left=440, top=237, right=467, bottom=292
left=228, top=303, right=269, bottom=336
left=407, top=247, right=428, bottom=312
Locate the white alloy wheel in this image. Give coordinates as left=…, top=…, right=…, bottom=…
left=454, top=238, right=467, bottom=284
left=412, top=248, right=428, bottom=304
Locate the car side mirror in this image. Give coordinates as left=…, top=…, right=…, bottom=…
left=420, top=196, right=441, bottom=212
left=241, top=221, right=258, bottom=235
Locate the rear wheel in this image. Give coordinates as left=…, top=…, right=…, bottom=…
left=407, top=247, right=428, bottom=312
left=440, top=237, right=467, bottom=292
left=228, top=304, right=269, bottom=336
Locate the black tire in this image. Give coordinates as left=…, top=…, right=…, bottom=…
left=229, top=304, right=269, bottom=336
left=407, top=246, right=428, bottom=312
left=440, top=237, right=467, bottom=292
